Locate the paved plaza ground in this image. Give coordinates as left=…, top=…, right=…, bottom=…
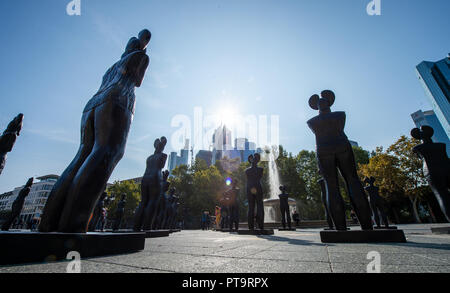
left=1, top=224, right=449, bottom=273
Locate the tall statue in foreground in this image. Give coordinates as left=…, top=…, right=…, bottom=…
left=0, top=114, right=24, bottom=175
left=411, top=126, right=450, bottom=222
left=2, top=178, right=33, bottom=231
left=245, top=153, right=264, bottom=230
left=39, top=29, right=151, bottom=233
left=307, top=90, right=373, bottom=231
left=133, top=137, right=168, bottom=231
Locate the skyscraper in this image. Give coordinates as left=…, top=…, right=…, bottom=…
left=416, top=55, right=450, bottom=139
left=411, top=110, right=450, bottom=156
left=168, top=139, right=190, bottom=172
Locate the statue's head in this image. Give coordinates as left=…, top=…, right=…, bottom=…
left=279, top=185, right=287, bottom=193
left=162, top=170, right=170, bottom=181
left=138, top=29, right=151, bottom=50
left=411, top=125, right=434, bottom=144
left=25, top=177, right=34, bottom=187
left=248, top=153, right=261, bottom=166
left=364, top=176, right=376, bottom=186
left=6, top=113, right=24, bottom=135
left=309, top=90, right=335, bottom=114
left=154, top=136, right=168, bottom=154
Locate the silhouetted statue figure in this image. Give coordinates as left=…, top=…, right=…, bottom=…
left=307, top=90, right=373, bottom=231
left=364, top=177, right=390, bottom=228
left=411, top=126, right=450, bottom=222
left=220, top=190, right=231, bottom=230
left=113, top=194, right=127, bottom=231
left=2, top=178, right=33, bottom=231
left=278, top=185, right=292, bottom=229
left=164, top=187, right=176, bottom=229
left=39, top=29, right=151, bottom=233
left=153, top=170, right=169, bottom=230
left=88, top=191, right=107, bottom=232
left=224, top=179, right=240, bottom=231
left=318, top=178, right=334, bottom=230
left=168, top=192, right=180, bottom=230
left=133, top=137, right=168, bottom=231
left=0, top=114, right=24, bottom=176
left=245, top=153, right=264, bottom=230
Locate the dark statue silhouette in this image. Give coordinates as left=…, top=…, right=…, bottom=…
left=224, top=179, right=240, bottom=231
left=164, top=187, right=177, bottom=229
left=278, top=185, right=292, bottom=229
left=318, top=178, right=334, bottom=230
left=153, top=170, right=170, bottom=230
left=220, top=189, right=231, bottom=229
left=364, top=177, right=390, bottom=228
left=307, top=90, right=373, bottom=231
left=411, top=125, right=450, bottom=222
left=39, top=29, right=151, bottom=233
left=88, top=191, right=107, bottom=232
left=167, top=190, right=180, bottom=230
left=113, top=194, right=127, bottom=231
left=0, top=114, right=24, bottom=176
left=134, top=137, right=168, bottom=231
left=2, top=178, right=33, bottom=231
left=245, top=153, right=264, bottom=230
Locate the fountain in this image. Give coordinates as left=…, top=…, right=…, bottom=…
left=261, top=146, right=297, bottom=223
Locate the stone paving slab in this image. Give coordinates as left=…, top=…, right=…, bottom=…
left=1, top=224, right=449, bottom=273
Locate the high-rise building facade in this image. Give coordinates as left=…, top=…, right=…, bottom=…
left=411, top=109, right=450, bottom=156
left=168, top=139, right=190, bottom=172
left=416, top=55, right=450, bottom=139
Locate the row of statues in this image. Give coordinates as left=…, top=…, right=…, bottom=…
left=219, top=180, right=240, bottom=230
left=1, top=28, right=448, bottom=235
left=309, top=90, right=449, bottom=231
left=133, top=136, right=180, bottom=231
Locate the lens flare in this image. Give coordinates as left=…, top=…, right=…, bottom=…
left=225, top=178, right=232, bottom=186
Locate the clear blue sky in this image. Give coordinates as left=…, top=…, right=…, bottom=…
left=0, top=0, right=449, bottom=193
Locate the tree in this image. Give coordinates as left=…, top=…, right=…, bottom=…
left=386, top=135, right=429, bottom=223
left=106, top=180, right=141, bottom=228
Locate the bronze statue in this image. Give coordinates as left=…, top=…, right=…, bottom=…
left=364, top=177, right=390, bottom=228
left=2, top=178, right=33, bottom=231
left=245, top=153, right=264, bottom=230
left=164, top=187, right=176, bottom=229
left=153, top=170, right=170, bottom=230
left=307, top=90, right=373, bottom=231
left=0, top=114, right=24, bottom=175
left=411, top=126, right=450, bottom=222
left=224, top=179, right=240, bottom=231
left=113, top=194, right=127, bottom=231
left=88, top=191, right=107, bottom=232
left=39, top=29, right=151, bottom=233
left=133, top=137, right=168, bottom=231
left=278, top=185, right=292, bottom=229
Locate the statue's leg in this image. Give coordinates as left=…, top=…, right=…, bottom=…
left=247, top=194, right=255, bottom=229
left=370, top=200, right=380, bottom=227
left=143, top=192, right=160, bottom=230
left=318, top=154, right=347, bottom=230
left=336, top=148, right=373, bottom=230
left=39, top=110, right=95, bottom=232
left=256, top=194, right=264, bottom=229
left=286, top=206, right=292, bottom=229
left=429, top=177, right=450, bottom=222
left=280, top=205, right=287, bottom=228
left=57, top=102, right=132, bottom=232
left=134, top=181, right=150, bottom=231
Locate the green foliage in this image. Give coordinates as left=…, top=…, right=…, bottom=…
left=105, top=180, right=141, bottom=226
